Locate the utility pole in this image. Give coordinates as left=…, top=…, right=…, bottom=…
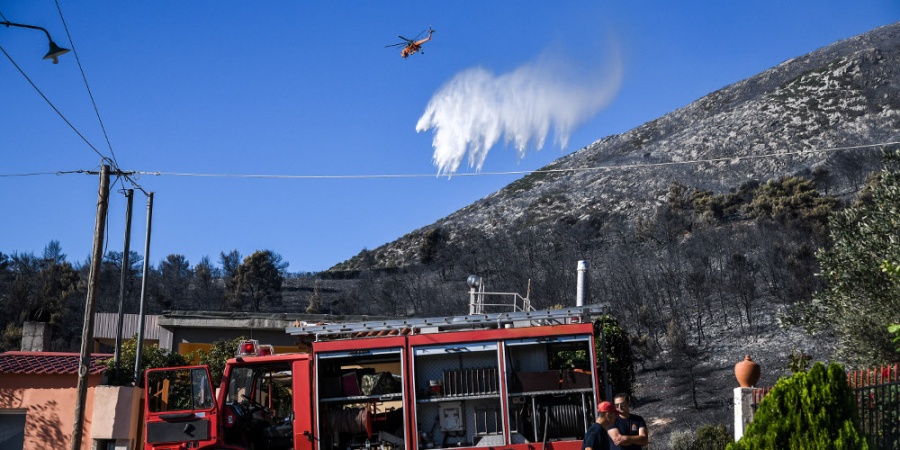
left=71, top=164, right=110, bottom=450
left=112, top=189, right=134, bottom=384
left=134, top=192, right=154, bottom=385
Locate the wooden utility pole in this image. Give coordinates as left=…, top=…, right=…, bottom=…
left=71, top=164, right=110, bottom=450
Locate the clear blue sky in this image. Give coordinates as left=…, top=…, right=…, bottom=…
left=2, top=2, right=897, bottom=273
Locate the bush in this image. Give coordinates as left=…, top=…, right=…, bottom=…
left=668, top=424, right=732, bottom=450
left=102, top=336, right=191, bottom=386
left=670, top=429, right=695, bottom=450
left=694, top=424, right=732, bottom=450
left=194, top=336, right=246, bottom=386
left=727, top=362, right=868, bottom=450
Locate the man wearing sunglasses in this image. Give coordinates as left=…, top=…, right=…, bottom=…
left=611, top=393, right=648, bottom=449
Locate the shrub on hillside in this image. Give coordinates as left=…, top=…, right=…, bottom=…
left=694, top=424, right=732, bottom=450
left=669, top=429, right=695, bottom=450
left=668, top=424, right=732, bottom=450
left=727, top=362, right=868, bottom=450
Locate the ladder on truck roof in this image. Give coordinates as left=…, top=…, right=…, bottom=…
left=285, top=305, right=606, bottom=340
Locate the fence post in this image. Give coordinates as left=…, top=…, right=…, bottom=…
left=733, top=387, right=755, bottom=441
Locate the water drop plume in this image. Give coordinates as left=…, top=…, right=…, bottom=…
left=417, top=49, right=622, bottom=176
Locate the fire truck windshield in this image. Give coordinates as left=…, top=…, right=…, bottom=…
left=146, top=367, right=214, bottom=413
left=225, top=364, right=293, bottom=420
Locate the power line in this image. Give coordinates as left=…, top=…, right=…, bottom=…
left=1, top=7, right=149, bottom=196
left=2, top=140, right=897, bottom=181
left=0, top=170, right=87, bottom=178
left=4, top=140, right=899, bottom=180
left=0, top=44, right=108, bottom=163
left=53, top=0, right=119, bottom=171
left=133, top=140, right=900, bottom=180
left=50, top=1, right=150, bottom=197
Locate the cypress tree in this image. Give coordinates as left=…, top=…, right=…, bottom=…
left=728, top=362, right=868, bottom=450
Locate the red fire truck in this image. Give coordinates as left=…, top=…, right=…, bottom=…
left=143, top=306, right=604, bottom=450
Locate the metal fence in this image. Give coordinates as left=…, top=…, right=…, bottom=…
left=752, top=363, right=899, bottom=450
left=849, top=363, right=899, bottom=450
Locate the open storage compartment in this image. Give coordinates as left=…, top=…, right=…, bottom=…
left=412, top=342, right=504, bottom=448
left=504, top=335, right=596, bottom=443
left=315, top=347, right=406, bottom=450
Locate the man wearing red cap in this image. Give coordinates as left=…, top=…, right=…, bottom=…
left=582, top=401, right=622, bottom=450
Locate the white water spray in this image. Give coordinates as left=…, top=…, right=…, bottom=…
left=417, top=50, right=623, bottom=176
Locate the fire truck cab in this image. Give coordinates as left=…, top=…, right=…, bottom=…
left=143, top=306, right=604, bottom=450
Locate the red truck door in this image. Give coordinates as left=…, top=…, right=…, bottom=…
left=144, top=365, right=219, bottom=450
left=293, top=357, right=314, bottom=450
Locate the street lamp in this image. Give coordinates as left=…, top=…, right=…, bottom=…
left=2, top=20, right=70, bottom=63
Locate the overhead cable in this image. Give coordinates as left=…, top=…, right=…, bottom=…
left=0, top=44, right=110, bottom=164
left=2, top=140, right=897, bottom=181
left=53, top=0, right=120, bottom=171
left=134, top=140, right=900, bottom=180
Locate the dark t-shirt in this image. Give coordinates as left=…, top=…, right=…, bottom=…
left=612, top=413, right=647, bottom=450
left=582, top=423, right=610, bottom=450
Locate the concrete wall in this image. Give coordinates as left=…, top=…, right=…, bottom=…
left=0, top=373, right=104, bottom=450
left=169, top=326, right=299, bottom=350
left=91, top=386, right=142, bottom=443
left=159, top=314, right=303, bottom=352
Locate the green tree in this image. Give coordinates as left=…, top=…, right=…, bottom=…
left=233, top=250, right=286, bottom=311
left=594, top=315, right=635, bottom=398
left=98, top=250, right=143, bottom=314
left=104, top=336, right=191, bottom=386
left=881, top=261, right=900, bottom=352
left=0, top=244, right=81, bottom=352
left=192, top=256, right=223, bottom=308
left=220, top=250, right=242, bottom=310
left=419, top=228, right=444, bottom=264
left=157, top=254, right=192, bottom=310
left=727, top=362, right=867, bottom=450
left=745, top=176, right=837, bottom=236
left=811, top=150, right=900, bottom=364
left=194, top=336, right=245, bottom=386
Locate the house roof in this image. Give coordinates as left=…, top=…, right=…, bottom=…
left=0, top=351, right=111, bottom=375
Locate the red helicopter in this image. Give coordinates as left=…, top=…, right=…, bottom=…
left=386, top=27, right=435, bottom=59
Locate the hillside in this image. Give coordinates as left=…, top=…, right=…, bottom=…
left=311, top=23, right=900, bottom=448
left=337, top=22, right=899, bottom=271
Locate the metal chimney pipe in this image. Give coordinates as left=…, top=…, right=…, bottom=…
left=576, top=260, right=590, bottom=306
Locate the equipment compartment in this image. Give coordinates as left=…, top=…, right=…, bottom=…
left=315, top=347, right=406, bottom=450
left=412, top=342, right=501, bottom=449
left=504, top=335, right=597, bottom=442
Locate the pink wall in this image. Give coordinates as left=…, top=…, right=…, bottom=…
left=0, top=373, right=103, bottom=450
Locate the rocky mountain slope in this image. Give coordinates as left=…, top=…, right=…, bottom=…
left=318, top=23, right=900, bottom=448
left=336, top=22, right=899, bottom=271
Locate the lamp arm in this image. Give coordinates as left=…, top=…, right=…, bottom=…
left=2, top=21, right=54, bottom=41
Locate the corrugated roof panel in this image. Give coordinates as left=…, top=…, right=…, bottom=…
left=93, top=313, right=159, bottom=340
